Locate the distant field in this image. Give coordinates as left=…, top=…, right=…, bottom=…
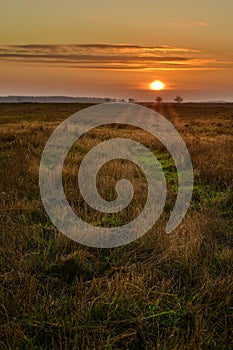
left=0, top=103, right=232, bottom=349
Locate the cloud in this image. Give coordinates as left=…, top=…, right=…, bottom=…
left=0, top=44, right=231, bottom=71
left=195, top=21, right=209, bottom=27
left=169, top=21, right=209, bottom=28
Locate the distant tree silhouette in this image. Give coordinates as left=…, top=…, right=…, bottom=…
left=128, top=98, right=136, bottom=103
left=174, top=96, right=183, bottom=104
left=155, top=96, right=162, bottom=104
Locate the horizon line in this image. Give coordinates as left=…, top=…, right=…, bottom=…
left=0, top=95, right=232, bottom=103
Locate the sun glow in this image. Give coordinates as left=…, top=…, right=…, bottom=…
left=150, top=80, right=166, bottom=91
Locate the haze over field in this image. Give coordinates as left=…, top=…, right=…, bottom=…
left=0, top=0, right=233, bottom=101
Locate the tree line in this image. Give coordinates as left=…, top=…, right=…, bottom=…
left=155, top=96, right=183, bottom=103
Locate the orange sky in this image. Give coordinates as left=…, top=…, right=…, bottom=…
left=0, top=0, right=233, bottom=101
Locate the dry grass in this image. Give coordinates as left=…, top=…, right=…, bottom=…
left=0, top=103, right=232, bottom=349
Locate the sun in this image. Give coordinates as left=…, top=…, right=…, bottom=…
left=150, top=80, right=166, bottom=91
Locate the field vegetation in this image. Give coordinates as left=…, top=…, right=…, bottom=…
left=0, top=102, right=232, bottom=349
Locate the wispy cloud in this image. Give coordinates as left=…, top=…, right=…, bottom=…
left=169, top=21, right=209, bottom=28
left=0, top=44, right=231, bottom=71
left=195, top=21, right=209, bottom=27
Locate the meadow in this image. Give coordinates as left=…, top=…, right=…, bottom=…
left=0, top=102, right=232, bottom=349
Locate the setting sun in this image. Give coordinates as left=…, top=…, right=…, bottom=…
left=150, top=80, right=166, bottom=91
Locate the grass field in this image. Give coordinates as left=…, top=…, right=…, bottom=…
left=0, top=102, right=232, bottom=349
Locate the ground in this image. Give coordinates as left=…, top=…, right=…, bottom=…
left=0, top=103, right=232, bottom=349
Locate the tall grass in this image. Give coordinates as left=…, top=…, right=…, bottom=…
left=0, top=103, right=232, bottom=349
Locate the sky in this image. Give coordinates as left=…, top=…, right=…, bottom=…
left=0, top=0, right=233, bottom=101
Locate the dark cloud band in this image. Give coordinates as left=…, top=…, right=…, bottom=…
left=0, top=44, right=230, bottom=71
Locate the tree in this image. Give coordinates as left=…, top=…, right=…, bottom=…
left=155, top=96, right=162, bottom=104
left=174, top=96, right=183, bottom=104
left=128, top=98, right=136, bottom=103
